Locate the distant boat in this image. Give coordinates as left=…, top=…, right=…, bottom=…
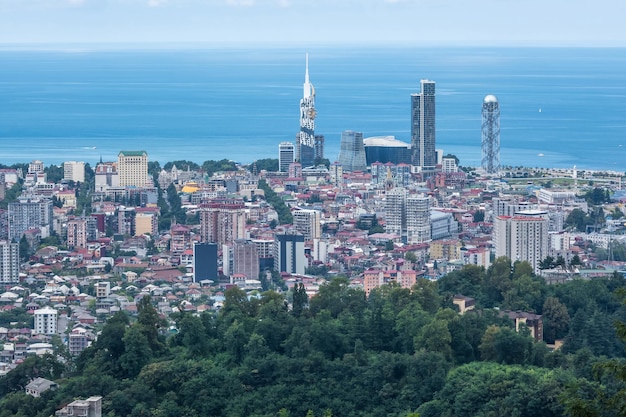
left=538, top=153, right=545, bottom=157
left=82, top=146, right=97, bottom=150
left=538, top=108, right=542, bottom=113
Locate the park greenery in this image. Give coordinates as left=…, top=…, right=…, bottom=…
left=0, top=257, right=625, bottom=416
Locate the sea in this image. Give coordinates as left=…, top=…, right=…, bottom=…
left=1, top=45, right=626, bottom=171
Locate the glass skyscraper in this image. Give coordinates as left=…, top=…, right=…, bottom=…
left=410, top=80, right=436, bottom=172
left=337, top=130, right=367, bottom=172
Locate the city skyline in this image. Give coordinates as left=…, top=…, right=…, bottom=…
left=0, top=0, right=624, bottom=47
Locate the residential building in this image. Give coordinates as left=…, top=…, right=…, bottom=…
left=199, top=200, right=247, bottom=245
left=494, top=211, right=549, bottom=274
left=66, top=217, right=97, bottom=250
left=406, top=194, right=431, bottom=244
left=25, top=377, right=58, bottom=397
left=34, top=307, right=58, bottom=335
left=0, top=240, right=19, bottom=283
left=293, top=209, right=321, bottom=241
left=410, top=80, right=436, bottom=173
left=55, top=396, right=102, bottom=417
left=385, top=187, right=407, bottom=237
left=329, top=162, right=343, bottom=187
left=135, top=212, right=158, bottom=236
left=363, top=269, right=418, bottom=296
left=232, top=239, right=260, bottom=280
left=63, top=161, right=85, bottom=183
left=500, top=310, right=543, bottom=342
left=8, top=196, right=53, bottom=241
left=117, top=150, right=148, bottom=187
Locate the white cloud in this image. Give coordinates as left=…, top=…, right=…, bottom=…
left=227, top=0, right=255, bottom=6
left=276, top=0, right=291, bottom=7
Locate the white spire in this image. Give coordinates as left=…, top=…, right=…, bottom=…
left=303, top=53, right=312, bottom=99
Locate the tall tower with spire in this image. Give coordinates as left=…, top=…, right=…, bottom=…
left=296, top=54, right=318, bottom=167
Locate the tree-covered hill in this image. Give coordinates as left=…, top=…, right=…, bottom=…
left=1, top=258, right=625, bottom=417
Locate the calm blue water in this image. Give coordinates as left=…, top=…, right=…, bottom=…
left=1, top=46, right=626, bottom=170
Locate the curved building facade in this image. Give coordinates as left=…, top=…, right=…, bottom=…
left=364, top=136, right=412, bottom=165
left=337, top=130, right=367, bottom=172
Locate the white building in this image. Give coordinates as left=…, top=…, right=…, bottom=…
left=494, top=212, right=549, bottom=274
left=406, top=194, right=431, bottom=244
left=0, top=240, right=19, bottom=283
left=63, top=161, right=85, bottom=183
left=34, top=307, right=58, bottom=335
left=293, top=209, right=321, bottom=241
left=278, top=142, right=295, bottom=173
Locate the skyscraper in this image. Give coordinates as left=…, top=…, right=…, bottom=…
left=481, top=95, right=501, bottom=174
left=410, top=80, right=436, bottom=172
left=278, top=142, right=295, bottom=172
left=337, top=130, right=367, bottom=172
left=296, top=54, right=317, bottom=168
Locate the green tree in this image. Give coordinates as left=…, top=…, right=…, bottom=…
left=542, top=297, right=570, bottom=344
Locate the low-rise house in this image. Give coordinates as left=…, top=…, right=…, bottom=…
left=25, top=377, right=57, bottom=397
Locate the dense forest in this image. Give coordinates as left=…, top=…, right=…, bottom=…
left=1, top=257, right=625, bottom=417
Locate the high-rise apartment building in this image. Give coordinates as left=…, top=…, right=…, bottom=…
left=278, top=142, right=295, bottom=173
left=406, top=195, right=431, bottom=244
left=494, top=211, right=549, bottom=274
left=385, top=188, right=431, bottom=244
left=296, top=54, right=317, bottom=168
left=34, top=307, right=58, bottom=335
left=329, top=162, right=343, bottom=187
left=274, top=233, right=306, bottom=275
left=410, top=80, right=436, bottom=172
left=232, top=239, right=260, bottom=280
left=117, top=151, right=148, bottom=187
left=199, top=200, right=247, bottom=245
left=0, top=240, right=19, bottom=283
left=64, top=161, right=85, bottom=183
left=293, top=209, right=321, bottom=241
left=8, top=196, right=53, bottom=241
left=481, top=95, right=501, bottom=174
left=337, top=130, right=367, bottom=172
left=66, top=217, right=97, bottom=250
left=385, top=187, right=407, bottom=237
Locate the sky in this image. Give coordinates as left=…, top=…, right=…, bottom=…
left=0, top=0, right=624, bottom=46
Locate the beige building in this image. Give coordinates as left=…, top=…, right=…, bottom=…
left=63, top=161, right=85, bottom=183
left=430, top=239, right=462, bottom=261
left=135, top=212, right=158, bottom=236
left=117, top=151, right=148, bottom=187
left=293, top=209, right=321, bottom=241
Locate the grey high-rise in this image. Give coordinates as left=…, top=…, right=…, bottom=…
left=481, top=95, right=500, bottom=174
left=410, top=80, right=436, bottom=172
left=337, top=130, right=367, bottom=172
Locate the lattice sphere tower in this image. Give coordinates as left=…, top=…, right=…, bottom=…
left=481, top=95, right=500, bottom=174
